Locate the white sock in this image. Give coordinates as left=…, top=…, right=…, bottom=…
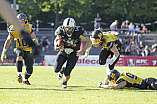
left=18, top=72, right=22, bottom=76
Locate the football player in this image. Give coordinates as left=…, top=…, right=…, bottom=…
left=54, top=18, right=92, bottom=89
left=97, top=69, right=157, bottom=90
left=90, top=29, right=121, bottom=85
left=1, top=13, right=38, bottom=85
left=0, top=0, right=36, bottom=47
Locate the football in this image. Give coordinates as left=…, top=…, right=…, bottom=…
left=56, top=39, right=64, bottom=47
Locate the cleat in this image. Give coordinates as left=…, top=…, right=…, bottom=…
left=58, top=72, right=63, bottom=80
left=62, top=81, right=67, bottom=89
left=97, top=82, right=102, bottom=88
left=62, top=84, right=67, bottom=89
left=17, top=75, right=22, bottom=83
left=23, top=80, right=31, bottom=85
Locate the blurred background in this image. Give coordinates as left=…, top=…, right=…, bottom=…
left=0, top=0, right=157, bottom=65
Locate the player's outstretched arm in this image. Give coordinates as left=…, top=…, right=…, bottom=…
left=99, top=81, right=127, bottom=89
left=0, top=0, right=23, bottom=32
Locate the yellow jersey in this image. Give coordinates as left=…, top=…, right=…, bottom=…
left=116, top=71, right=144, bottom=89
left=101, top=32, right=119, bottom=50
left=9, top=23, right=33, bottom=52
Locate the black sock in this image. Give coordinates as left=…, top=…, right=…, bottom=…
left=25, top=72, right=31, bottom=79
left=16, top=61, right=23, bottom=72
left=62, top=80, right=67, bottom=85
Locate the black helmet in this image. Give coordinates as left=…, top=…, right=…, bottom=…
left=90, top=30, right=103, bottom=47
left=107, top=69, right=121, bottom=81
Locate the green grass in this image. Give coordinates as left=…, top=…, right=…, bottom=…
left=0, top=66, right=157, bottom=104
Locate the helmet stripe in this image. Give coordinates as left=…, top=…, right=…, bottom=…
left=67, top=18, right=70, bottom=26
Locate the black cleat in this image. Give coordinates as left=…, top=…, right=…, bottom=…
left=23, top=80, right=31, bottom=85
left=17, top=75, right=22, bottom=83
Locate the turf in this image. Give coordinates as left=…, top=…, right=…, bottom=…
left=0, top=66, right=157, bottom=104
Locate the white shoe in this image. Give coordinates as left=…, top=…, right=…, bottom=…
left=97, top=82, right=102, bottom=88
left=58, top=72, right=63, bottom=80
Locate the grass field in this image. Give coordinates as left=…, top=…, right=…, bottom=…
left=0, top=66, right=157, bottom=104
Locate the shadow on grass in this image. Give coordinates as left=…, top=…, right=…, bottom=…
left=0, top=87, right=73, bottom=91
left=0, top=86, right=100, bottom=91
left=114, top=89, right=157, bottom=92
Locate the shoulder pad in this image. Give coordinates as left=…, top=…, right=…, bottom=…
left=25, top=24, right=32, bottom=29
left=55, top=26, right=63, bottom=36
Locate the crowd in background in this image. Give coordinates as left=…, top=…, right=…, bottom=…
left=110, top=19, right=156, bottom=56
left=94, top=13, right=156, bottom=56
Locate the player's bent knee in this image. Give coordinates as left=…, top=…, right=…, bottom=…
left=26, top=67, right=33, bottom=74
left=17, top=56, right=23, bottom=61
left=54, top=68, right=60, bottom=73
left=99, top=62, right=105, bottom=65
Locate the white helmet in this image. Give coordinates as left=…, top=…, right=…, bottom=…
left=63, top=18, right=75, bottom=34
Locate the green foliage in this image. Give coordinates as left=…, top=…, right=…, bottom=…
left=0, top=0, right=156, bottom=30
left=1, top=66, right=157, bottom=103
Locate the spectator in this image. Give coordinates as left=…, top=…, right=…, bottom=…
left=130, top=35, right=137, bottom=45
left=125, top=46, right=131, bottom=55
left=141, top=26, right=147, bottom=34
left=130, top=41, right=138, bottom=55
left=121, top=22, right=126, bottom=34
left=110, top=20, right=118, bottom=31
left=94, top=13, right=101, bottom=30
left=151, top=44, right=157, bottom=53
left=117, top=36, right=123, bottom=44
left=134, top=25, right=140, bottom=35
left=141, top=45, right=150, bottom=56
left=138, top=41, right=145, bottom=55
left=120, top=46, right=125, bottom=55
left=128, top=22, right=134, bottom=36
left=41, top=36, right=50, bottom=53
left=123, top=35, right=130, bottom=46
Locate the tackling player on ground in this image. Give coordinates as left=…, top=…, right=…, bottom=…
left=97, top=69, right=157, bottom=90
left=1, top=13, right=39, bottom=85
left=90, top=29, right=121, bottom=85
left=54, top=18, right=92, bottom=89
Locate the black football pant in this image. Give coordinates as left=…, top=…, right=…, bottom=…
left=13, top=48, right=34, bottom=74
left=54, top=51, right=78, bottom=76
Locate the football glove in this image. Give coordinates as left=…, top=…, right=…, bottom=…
left=1, top=52, right=6, bottom=62
left=32, top=39, right=38, bottom=45
left=84, top=47, right=91, bottom=59
left=97, top=82, right=102, bottom=88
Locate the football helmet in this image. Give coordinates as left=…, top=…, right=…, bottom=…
left=90, top=30, right=103, bottom=47
left=17, top=13, right=28, bottom=24
left=63, top=18, right=75, bottom=35
left=107, top=69, right=120, bottom=81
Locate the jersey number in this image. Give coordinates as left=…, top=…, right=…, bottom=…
left=126, top=73, right=137, bottom=80
left=17, top=39, right=27, bottom=46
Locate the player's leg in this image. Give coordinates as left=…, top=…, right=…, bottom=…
left=54, top=51, right=67, bottom=80
left=22, top=51, right=34, bottom=85
left=99, top=49, right=111, bottom=85
left=62, top=53, right=78, bottom=89
left=13, top=48, right=24, bottom=83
